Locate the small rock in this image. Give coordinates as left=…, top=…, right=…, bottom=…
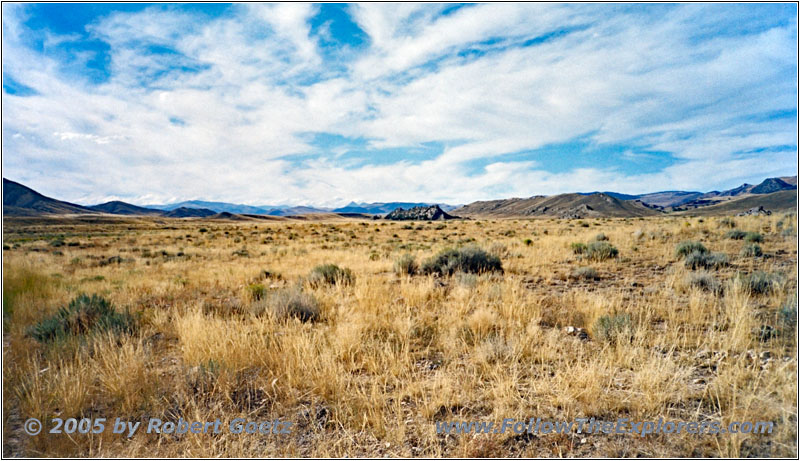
left=695, top=349, right=711, bottom=360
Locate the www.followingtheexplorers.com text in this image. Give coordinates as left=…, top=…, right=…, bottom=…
left=435, top=418, right=774, bottom=437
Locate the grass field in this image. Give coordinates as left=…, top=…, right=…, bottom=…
left=2, top=213, right=797, bottom=457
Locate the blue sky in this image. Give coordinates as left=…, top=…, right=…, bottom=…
left=2, top=3, right=797, bottom=206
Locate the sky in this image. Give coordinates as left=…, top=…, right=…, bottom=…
left=2, top=3, right=797, bottom=207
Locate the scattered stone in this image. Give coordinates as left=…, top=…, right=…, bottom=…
left=756, top=325, right=778, bottom=342
left=564, top=326, right=590, bottom=341
left=737, top=206, right=771, bottom=217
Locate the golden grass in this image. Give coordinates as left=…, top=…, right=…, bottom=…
left=2, top=214, right=797, bottom=457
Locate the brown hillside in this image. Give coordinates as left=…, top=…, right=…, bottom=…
left=455, top=193, right=661, bottom=218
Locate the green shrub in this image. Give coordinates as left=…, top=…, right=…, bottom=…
left=421, top=246, right=503, bottom=276
left=684, top=251, right=728, bottom=270
left=685, top=271, right=721, bottom=293
left=247, top=283, right=266, bottom=301
left=594, top=233, right=608, bottom=241
left=585, top=242, right=618, bottom=261
left=27, top=294, right=137, bottom=343
left=740, top=243, right=763, bottom=257
left=779, top=295, right=797, bottom=332
left=718, top=217, right=736, bottom=228
left=308, top=264, right=354, bottom=287
left=255, top=287, right=320, bottom=322
left=725, top=230, right=747, bottom=240
left=523, top=238, right=533, bottom=246
left=675, top=241, right=708, bottom=257
left=570, top=242, right=587, bottom=255
left=572, top=266, right=599, bottom=280
left=593, top=313, right=633, bottom=342
left=744, top=232, right=763, bottom=243
left=394, top=254, right=418, bottom=276
left=738, top=271, right=779, bottom=295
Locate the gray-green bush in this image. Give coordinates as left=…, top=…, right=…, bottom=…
left=744, top=232, right=764, bottom=243
left=684, top=251, right=728, bottom=270
left=725, top=230, right=747, bottom=240
left=675, top=241, right=708, bottom=257
left=27, top=294, right=137, bottom=343
left=585, top=242, right=618, bottom=261
left=394, top=254, right=418, bottom=276
left=740, top=243, right=763, bottom=257
left=593, top=313, right=633, bottom=342
left=421, top=246, right=503, bottom=276
left=308, top=264, right=354, bottom=287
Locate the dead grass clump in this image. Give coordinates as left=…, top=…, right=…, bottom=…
left=253, top=287, right=320, bottom=322
left=571, top=266, right=599, bottom=280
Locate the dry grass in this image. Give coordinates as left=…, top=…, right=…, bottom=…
left=2, top=214, right=797, bottom=457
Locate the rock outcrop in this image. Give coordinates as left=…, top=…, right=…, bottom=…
left=737, top=206, right=772, bottom=216
left=384, top=205, right=459, bottom=221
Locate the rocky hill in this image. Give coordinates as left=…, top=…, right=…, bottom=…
left=384, top=205, right=459, bottom=220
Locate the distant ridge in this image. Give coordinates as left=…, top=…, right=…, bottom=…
left=3, top=178, right=96, bottom=216
left=163, top=207, right=216, bottom=218
left=89, top=200, right=165, bottom=216
left=455, top=192, right=660, bottom=218
left=334, top=201, right=457, bottom=214
left=3, top=175, right=796, bottom=219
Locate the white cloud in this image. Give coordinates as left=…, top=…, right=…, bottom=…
left=1, top=4, right=796, bottom=206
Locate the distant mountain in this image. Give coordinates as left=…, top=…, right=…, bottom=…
left=384, top=205, right=459, bottom=221
left=3, top=178, right=96, bottom=216
left=89, top=200, right=165, bottom=216
left=145, top=200, right=274, bottom=214
left=674, top=176, right=797, bottom=208
left=265, top=206, right=331, bottom=216
left=163, top=207, right=216, bottom=218
left=333, top=201, right=457, bottom=214
left=455, top=192, right=660, bottom=218
left=577, top=191, right=640, bottom=201
left=674, top=190, right=796, bottom=216
left=750, top=177, right=796, bottom=194
left=628, top=176, right=796, bottom=208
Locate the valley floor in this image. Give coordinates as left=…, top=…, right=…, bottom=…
left=2, top=214, right=797, bottom=457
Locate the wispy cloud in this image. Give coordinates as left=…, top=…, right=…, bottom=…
left=2, top=3, right=796, bottom=206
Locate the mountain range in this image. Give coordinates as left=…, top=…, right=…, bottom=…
left=139, top=199, right=458, bottom=216
left=3, top=176, right=796, bottom=219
